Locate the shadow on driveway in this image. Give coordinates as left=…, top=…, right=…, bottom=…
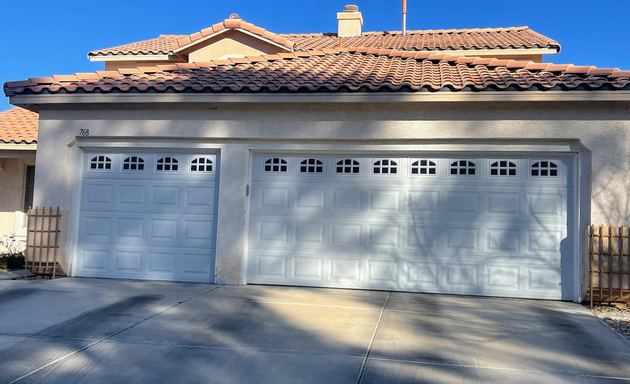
left=0, top=278, right=629, bottom=384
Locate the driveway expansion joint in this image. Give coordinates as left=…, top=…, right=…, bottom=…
left=356, top=291, right=391, bottom=384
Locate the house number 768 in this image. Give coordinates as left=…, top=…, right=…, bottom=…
left=79, top=129, right=90, bottom=136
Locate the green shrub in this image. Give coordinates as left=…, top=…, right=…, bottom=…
left=0, top=253, right=25, bottom=270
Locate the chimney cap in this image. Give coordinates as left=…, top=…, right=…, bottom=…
left=343, top=5, right=359, bottom=12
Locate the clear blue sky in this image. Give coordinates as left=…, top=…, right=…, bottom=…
left=1, top=0, right=629, bottom=111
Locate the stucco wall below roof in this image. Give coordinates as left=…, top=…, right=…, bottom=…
left=187, top=30, right=287, bottom=63
left=32, top=101, right=629, bottom=283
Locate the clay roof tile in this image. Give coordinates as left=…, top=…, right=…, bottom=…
left=6, top=52, right=629, bottom=98
left=0, top=107, right=38, bottom=144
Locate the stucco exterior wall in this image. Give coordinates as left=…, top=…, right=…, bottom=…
left=187, top=30, right=286, bottom=62
left=104, top=60, right=182, bottom=71
left=0, top=154, right=35, bottom=251
left=32, top=101, right=630, bottom=293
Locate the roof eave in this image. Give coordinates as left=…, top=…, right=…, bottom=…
left=9, top=91, right=630, bottom=106
left=0, top=142, right=37, bottom=151
left=89, top=54, right=172, bottom=62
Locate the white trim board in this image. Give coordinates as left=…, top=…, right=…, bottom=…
left=89, top=54, right=171, bottom=62
left=11, top=91, right=630, bottom=106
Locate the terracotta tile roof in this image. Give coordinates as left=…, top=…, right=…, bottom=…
left=0, top=107, right=38, bottom=144
left=171, top=18, right=296, bottom=52
left=89, top=25, right=559, bottom=57
left=6, top=50, right=629, bottom=96
left=281, top=27, right=560, bottom=52
left=89, top=35, right=187, bottom=56
left=89, top=18, right=296, bottom=57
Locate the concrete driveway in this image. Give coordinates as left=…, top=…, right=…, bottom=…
left=0, top=278, right=629, bottom=384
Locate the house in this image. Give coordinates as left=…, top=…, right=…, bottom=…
left=3, top=6, right=629, bottom=302
left=0, top=107, right=37, bottom=250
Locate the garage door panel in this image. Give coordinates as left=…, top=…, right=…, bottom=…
left=79, top=248, right=110, bottom=272
left=248, top=153, right=572, bottom=300
left=80, top=213, right=217, bottom=248
left=295, top=222, right=325, bottom=245
left=77, top=247, right=215, bottom=282
left=526, top=267, right=562, bottom=292
left=293, top=256, right=325, bottom=280
left=81, top=181, right=217, bottom=214
left=82, top=183, right=114, bottom=207
left=250, top=184, right=565, bottom=224
left=185, top=186, right=216, bottom=208
left=295, top=188, right=326, bottom=211
left=249, top=216, right=563, bottom=257
left=368, top=190, right=401, bottom=213
left=247, top=248, right=563, bottom=299
left=76, top=151, right=218, bottom=283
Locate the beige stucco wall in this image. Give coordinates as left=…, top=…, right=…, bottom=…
left=187, top=30, right=286, bottom=62
left=103, top=60, right=183, bottom=71
left=30, top=100, right=630, bottom=296
left=0, top=154, right=35, bottom=252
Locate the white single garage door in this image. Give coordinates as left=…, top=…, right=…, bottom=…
left=247, top=153, right=574, bottom=300
left=75, top=151, right=219, bottom=282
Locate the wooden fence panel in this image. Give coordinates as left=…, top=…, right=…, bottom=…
left=25, top=207, right=64, bottom=278
left=588, top=225, right=630, bottom=305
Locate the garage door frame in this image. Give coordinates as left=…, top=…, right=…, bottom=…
left=242, top=143, right=583, bottom=302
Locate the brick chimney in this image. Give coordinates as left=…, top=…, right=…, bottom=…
left=337, top=5, right=363, bottom=37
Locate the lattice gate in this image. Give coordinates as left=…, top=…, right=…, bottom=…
left=25, top=207, right=65, bottom=278
left=587, top=225, right=630, bottom=306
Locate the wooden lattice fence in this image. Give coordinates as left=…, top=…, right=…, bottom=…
left=588, top=225, right=630, bottom=306
left=25, top=207, right=64, bottom=278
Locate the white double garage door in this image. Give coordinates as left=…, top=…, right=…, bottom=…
left=247, top=153, right=574, bottom=300
left=75, top=150, right=574, bottom=300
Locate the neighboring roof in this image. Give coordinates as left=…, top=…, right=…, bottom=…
left=89, top=25, right=559, bottom=57
left=0, top=107, right=38, bottom=144
left=89, top=18, right=296, bottom=57
left=6, top=50, right=629, bottom=96
left=282, top=27, right=560, bottom=52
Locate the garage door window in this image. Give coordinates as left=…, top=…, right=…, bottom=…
left=156, top=156, right=179, bottom=172
left=299, top=158, right=324, bottom=174
left=122, top=156, right=145, bottom=171
left=190, top=157, right=213, bottom=172
left=372, top=159, right=398, bottom=175
left=531, top=161, right=558, bottom=177
left=335, top=158, right=361, bottom=175
left=490, top=160, right=517, bottom=177
left=90, top=155, right=112, bottom=171
left=450, top=160, right=476, bottom=176
left=264, top=157, right=288, bottom=173
left=411, top=159, right=437, bottom=176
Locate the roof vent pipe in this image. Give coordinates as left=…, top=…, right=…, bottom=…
left=402, top=0, right=407, bottom=35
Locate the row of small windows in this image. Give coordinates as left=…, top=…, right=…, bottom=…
left=89, top=156, right=213, bottom=173
left=263, top=157, right=560, bottom=177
